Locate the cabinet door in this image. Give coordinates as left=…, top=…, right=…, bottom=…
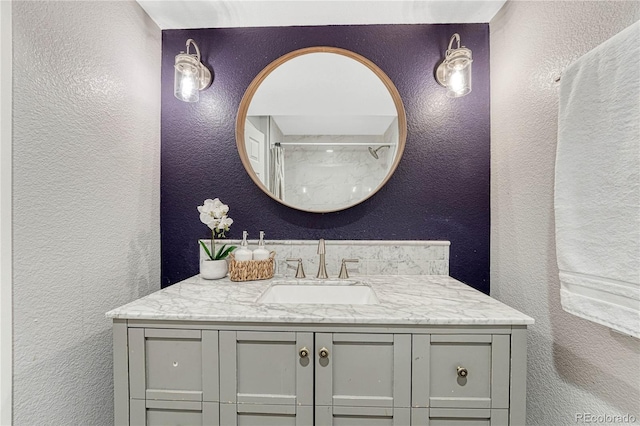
left=130, top=399, right=219, bottom=426
left=219, top=331, right=313, bottom=424
left=411, top=408, right=509, bottom=426
left=412, top=334, right=510, bottom=410
left=128, top=328, right=218, bottom=402
left=315, top=333, right=411, bottom=409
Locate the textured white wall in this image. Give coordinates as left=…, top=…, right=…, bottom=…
left=12, top=1, right=160, bottom=424
left=0, top=1, right=12, bottom=424
left=491, top=2, right=640, bottom=425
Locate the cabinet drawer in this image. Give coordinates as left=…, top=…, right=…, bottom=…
left=412, top=335, right=510, bottom=409
left=220, top=403, right=313, bottom=426
left=317, top=406, right=410, bottom=426
left=411, top=408, right=508, bottom=426
left=130, top=399, right=219, bottom=426
left=128, top=328, right=219, bottom=402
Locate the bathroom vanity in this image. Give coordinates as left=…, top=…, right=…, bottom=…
left=107, top=274, right=533, bottom=426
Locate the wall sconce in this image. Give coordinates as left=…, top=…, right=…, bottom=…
left=174, top=39, right=212, bottom=102
left=436, top=33, right=473, bottom=98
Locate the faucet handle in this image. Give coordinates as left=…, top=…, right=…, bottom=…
left=286, top=258, right=306, bottom=278
left=317, top=238, right=326, bottom=255
left=338, top=258, right=359, bottom=279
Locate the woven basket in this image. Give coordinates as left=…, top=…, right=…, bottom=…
left=228, top=251, right=276, bottom=282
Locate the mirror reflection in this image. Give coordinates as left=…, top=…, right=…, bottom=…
left=237, top=47, right=406, bottom=213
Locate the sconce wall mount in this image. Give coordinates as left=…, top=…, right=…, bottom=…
left=174, top=39, right=212, bottom=102
left=436, top=33, right=473, bottom=98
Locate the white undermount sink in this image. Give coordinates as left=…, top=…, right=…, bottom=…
left=257, top=281, right=379, bottom=305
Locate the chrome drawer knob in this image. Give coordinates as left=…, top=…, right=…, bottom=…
left=299, top=347, right=309, bottom=358
left=319, top=347, right=329, bottom=358
left=457, top=366, right=468, bottom=378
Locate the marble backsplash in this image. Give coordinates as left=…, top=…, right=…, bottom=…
left=199, top=240, right=450, bottom=278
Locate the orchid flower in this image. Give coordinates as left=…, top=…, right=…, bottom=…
left=197, top=198, right=236, bottom=260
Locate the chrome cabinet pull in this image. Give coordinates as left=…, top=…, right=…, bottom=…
left=319, top=347, right=329, bottom=358
left=457, top=366, right=468, bottom=377
left=299, top=347, right=309, bottom=358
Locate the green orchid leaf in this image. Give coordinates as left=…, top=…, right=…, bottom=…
left=213, top=244, right=237, bottom=260
left=199, top=240, right=214, bottom=260
left=217, top=245, right=237, bottom=260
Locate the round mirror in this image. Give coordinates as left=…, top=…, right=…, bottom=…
left=236, top=46, right=406, bottom=213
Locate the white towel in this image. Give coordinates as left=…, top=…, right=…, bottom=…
left=555, top=21, right=640, bottom=338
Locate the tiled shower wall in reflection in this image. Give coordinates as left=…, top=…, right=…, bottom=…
left=281, top=120, right=399, bottom=211
left=283, top=142, right=392, bottom=211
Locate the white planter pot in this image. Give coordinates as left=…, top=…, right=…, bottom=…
left=200, top=259, right=228, bottom=280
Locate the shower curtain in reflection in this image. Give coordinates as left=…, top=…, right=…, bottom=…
left=270, top=145, right=285, bottom=201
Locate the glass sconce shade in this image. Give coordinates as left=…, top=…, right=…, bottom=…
left=174, top=39, right=212, bottom=102
left=174, top=54, right=201, bottom=102
left=436, top=33, right=473, bottom=98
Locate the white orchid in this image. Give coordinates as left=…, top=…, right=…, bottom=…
left=217, top=216, right=233, bottom=232
left=197, top=198, right=236, bottom=260
left=198, top=198, right=233, bottom=233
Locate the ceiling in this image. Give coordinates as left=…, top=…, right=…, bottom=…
left=137, top=0, right=507, bottom=29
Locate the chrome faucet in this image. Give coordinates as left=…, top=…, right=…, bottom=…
left=316, top=239, right=329, bottom=279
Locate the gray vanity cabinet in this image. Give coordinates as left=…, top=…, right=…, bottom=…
left=114, top=324, right=527, bottom=426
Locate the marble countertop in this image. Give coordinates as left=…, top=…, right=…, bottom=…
left=106, top=275, right=533, bottom=326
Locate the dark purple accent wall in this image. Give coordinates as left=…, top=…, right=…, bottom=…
left=161, top=24, right=490, bottom=293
